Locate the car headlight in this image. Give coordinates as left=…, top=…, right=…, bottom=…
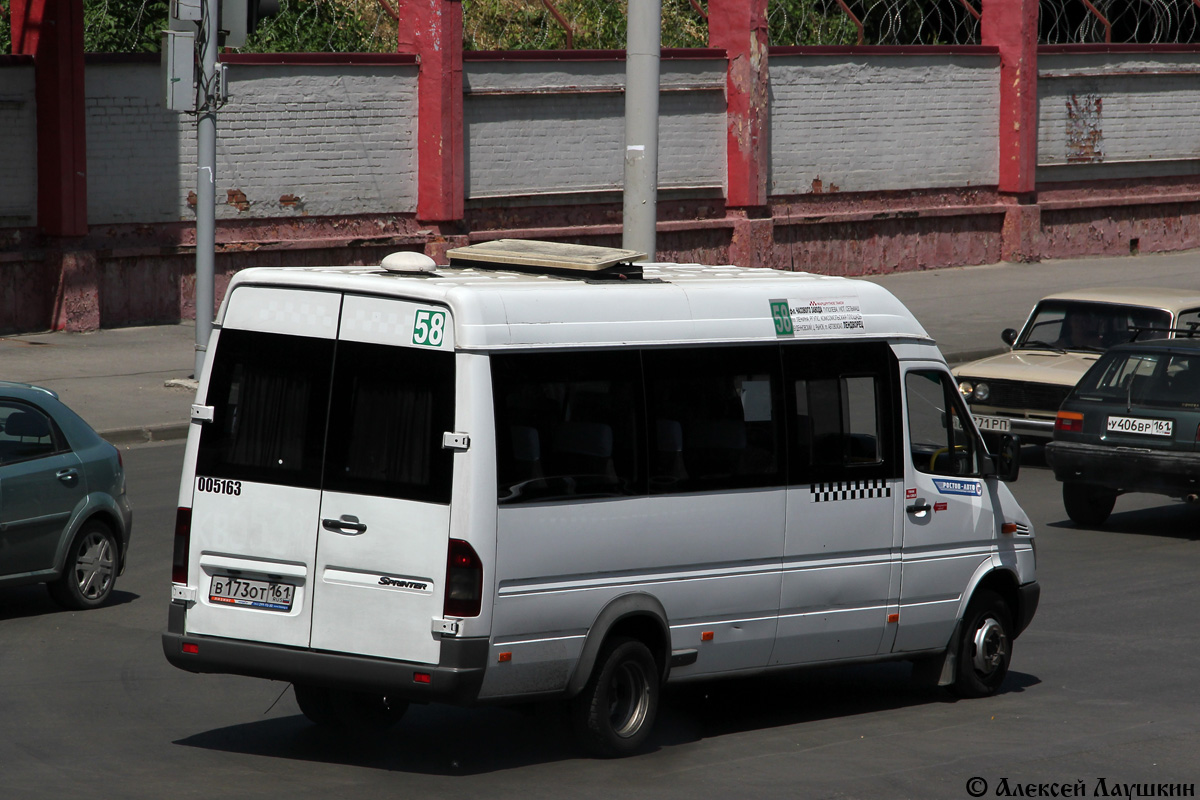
left=973, top=382, right=990, bottom=401
left=958, top=380, right=974, bottom=399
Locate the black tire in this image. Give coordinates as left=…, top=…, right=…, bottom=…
left=294, top=684, right=407, bottom=734
left=570, top=637, right=660, bottom=758
left=1062, top=482, right=1116, bottom=527
left=949, top=589, right=1013, bottom=699
left=47, top=520, right=118, bottom=610
left=293, top=684, right=339, bottom=728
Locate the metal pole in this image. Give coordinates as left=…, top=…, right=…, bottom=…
left=194, top=0, right=218, bottom=378
left=622, top=0, right=661, bottom=259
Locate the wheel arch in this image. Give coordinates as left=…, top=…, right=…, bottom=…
left=54, top=501, right=127, bottom=576
left=565, top=592, right=671, bottom=698
left=963, top=567, right=1022, bottom=636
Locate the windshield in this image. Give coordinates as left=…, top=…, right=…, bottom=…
left=1017, top=301, right=1171, bottom=353
left=1075, top=349, right=1200, bottom=409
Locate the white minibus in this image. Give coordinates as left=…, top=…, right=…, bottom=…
left=164, top=240, right=1039, bottom=756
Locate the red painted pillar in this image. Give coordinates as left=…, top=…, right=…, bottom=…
left=709, top=0, right=769, bottom=209
left=982, top=0, right=1038, bottom=194
left=398, top=0, right=464, bottom=227
left=11, top=0, right=88, bottom=237
left=982, top=0, right=1040, bottom=261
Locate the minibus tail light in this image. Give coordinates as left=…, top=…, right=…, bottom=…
left=1055, top=410, right=1084, bottom=433
left=444, top=538, right=483, bottom=617
left=172, top=508, right=192, bottom=585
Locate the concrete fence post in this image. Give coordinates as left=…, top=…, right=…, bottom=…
left=709, top=0, right=772, bottom=268
left=398, top=0, right=465, bottom=240
left=10, top=0, right=88, bottom=238
left=982, top=0, right=1041, bottom=262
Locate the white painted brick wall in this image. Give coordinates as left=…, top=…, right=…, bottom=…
left=85, top=61, right=418, bottom=224
left=1038, top=53, right=1200, bottom=172
left=464, top=59, right=725, bottom=198
left=769, top=54, right=1000, bottom=194
left=0, top=65, right=37, bottom=226
left=86, top=63, right=191, bottom=225
left=204, top=64, right=418, bottom=219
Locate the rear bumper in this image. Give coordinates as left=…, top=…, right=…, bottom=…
left=1045, top=441, right=1200, bottom=496
left=163, top=606, right=488, bottom=705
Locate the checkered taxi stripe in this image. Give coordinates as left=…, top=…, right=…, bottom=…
left=810, top=479, right=892, bottom=502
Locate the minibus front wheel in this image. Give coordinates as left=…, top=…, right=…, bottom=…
left=950, top=589, right=1013, bottom=699
left=570, top=637, right=660, bottom=757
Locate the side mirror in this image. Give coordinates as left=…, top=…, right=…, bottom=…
left=1002, top=328, right=1018, bottom=346
left=985, top=434, right=1021, bottom=482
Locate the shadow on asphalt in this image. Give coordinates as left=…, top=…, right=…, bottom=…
left=1043, top=497, right=1200, bottom=540
left=0, top=585, right=138, bottom=620
left=172, top=662, right=1041, bottom=774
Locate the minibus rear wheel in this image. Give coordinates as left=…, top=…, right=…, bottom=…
left=950, top=590, right=1013, bottom=698
left=294, top=684, right=408, bottom=734
left=571, top=637, right=660, bottom=757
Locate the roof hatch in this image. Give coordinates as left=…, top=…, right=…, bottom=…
left=446, top=239, right=647, bottom=280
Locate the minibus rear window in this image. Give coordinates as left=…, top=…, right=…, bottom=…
left=323, top=340, right=455, bottom=504
left=197, top=329, right=333, bottom=489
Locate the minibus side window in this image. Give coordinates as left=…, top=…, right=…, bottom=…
left=323, top=340, right=455, bottom=504
left=905, top=370, right=982, bottom=477
left=197, top=329, right=333, bottom=489
left=492, top=350, right=642, bottom=503
left=643, top=345, right=783, bottom=493
left=784, top=341, right=899, bottom=484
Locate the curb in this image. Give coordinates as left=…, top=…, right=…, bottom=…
left=102, top=422, right=191, bottom=447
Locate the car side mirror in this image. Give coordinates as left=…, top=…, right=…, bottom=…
left=985, top=434, right=1021, bottom=482
left=1002, top=328, right=1018, bottom=346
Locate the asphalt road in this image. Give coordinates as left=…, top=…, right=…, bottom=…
left=2, top=442, right=1199, bottom=800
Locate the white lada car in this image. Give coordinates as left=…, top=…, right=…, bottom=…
left=954, top=287, right=1200, bottom=444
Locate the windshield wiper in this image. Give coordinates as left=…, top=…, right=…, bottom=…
left=1020, top=339, right=1067, bottom=354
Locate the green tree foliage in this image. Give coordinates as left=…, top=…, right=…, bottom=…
left=84, top=0, right=169, bottom=52
left=241, top=0, right=396, bottom=53
left=2, top=0, right=899, bottom=56
left=463, top=0, right=712, bottom=51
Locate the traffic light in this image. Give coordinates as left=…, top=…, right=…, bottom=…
left=220, top=0, right=281, bottom=48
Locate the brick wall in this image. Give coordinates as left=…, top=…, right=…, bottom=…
left=85, top=62, right=189, bottom=225
left=463, top=58, right=726, bottom=199
left=0, top=63, right=37, bottom=227
left=82, top=60, right=419, bottom=224
left=1038, top=52, right=1200, bottom=181
left=769, top=53, right=1000, bottom=195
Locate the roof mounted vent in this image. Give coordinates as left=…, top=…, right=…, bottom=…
left=381, top=251, right=439, bottom=275
left=446, top=239, right=647, bottom=281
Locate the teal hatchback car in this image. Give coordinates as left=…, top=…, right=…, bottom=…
left=0, top=382, right=133, bottom=608
left=1046, top=336, right=1200, bottom=526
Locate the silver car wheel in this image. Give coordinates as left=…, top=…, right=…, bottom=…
left=971, top=616, right=1009, bottom=677
left=74, top=529, right=116, bottom=600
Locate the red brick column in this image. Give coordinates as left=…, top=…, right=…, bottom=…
left=982, top=0, right=1040, bottom=261
left=11, top=0, right=88, bottom=237
left=398, top=0, right=464, bottom=227
left=709, top=0, right=770, bottom=210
